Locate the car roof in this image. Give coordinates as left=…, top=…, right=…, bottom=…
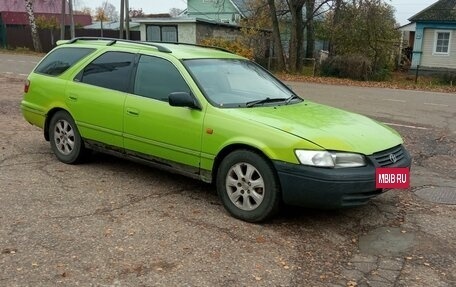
left=56, top=37, right=244, bottom=60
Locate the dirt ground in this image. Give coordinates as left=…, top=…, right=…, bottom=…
left=1, top=74, right=455, bottom=287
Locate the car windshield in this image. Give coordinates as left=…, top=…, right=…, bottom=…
left=184, top=59, right=301, bottom=108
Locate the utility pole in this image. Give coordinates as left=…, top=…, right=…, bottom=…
left=69, top=0, right=75, bottom=38
left=125, top=0, right=130, bottom=39
left=60, top=0, right=65, bottom=40
left=119, top=0, right=125, bottom=38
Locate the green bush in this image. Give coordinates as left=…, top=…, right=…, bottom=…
left=438, top=71, right=456, bottom=85
left=371, top=68, right=392, bottom=81
left=320, top=54, right=373, bottom=81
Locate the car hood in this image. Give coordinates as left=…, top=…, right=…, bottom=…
left=229, top=101, right=402, bottom=155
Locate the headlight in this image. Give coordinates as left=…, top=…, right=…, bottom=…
left=295, top=150, right=366, bottom=168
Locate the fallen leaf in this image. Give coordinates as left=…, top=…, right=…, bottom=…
left=256, top=236, right=266, bottom=243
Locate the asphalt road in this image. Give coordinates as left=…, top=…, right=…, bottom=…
left=1, top=53, right=455, bottom=286
left=0, top=53, right=40, bottom=78
left=290, top=83, right=455, bottom=132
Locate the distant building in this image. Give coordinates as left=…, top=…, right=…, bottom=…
left=0, top=0, right=91, bottom=50
left=405, top=0, right=456, bottom=73
left=181, top=0, right=251, bottom=24
left=0, top=0, right=91, bottom=28
left=133, top=17, right=243, bottom=44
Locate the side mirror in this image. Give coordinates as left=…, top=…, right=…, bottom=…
left=168, top=92, right=201, bottom=110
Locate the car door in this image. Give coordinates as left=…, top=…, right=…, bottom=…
left=66, top=51, right=136, bottom=148
left=123, top=54, right=204, bottom=172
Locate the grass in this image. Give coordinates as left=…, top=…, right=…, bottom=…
left=0, top=47, right=45, bottom=56
left=277, top=71, right=456, bottom=94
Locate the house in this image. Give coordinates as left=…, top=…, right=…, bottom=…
left=408, top=0, right=456, bottom=73
left=182, top=0, right=251, bottom=24
left=133, top=17, right=243, bottom=43
left=398, top=22, right=416, bottom=66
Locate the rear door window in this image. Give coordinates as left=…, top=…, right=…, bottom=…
left=78, top=51, right=136, bottom=93
left=35, top=47, right=94, bottom=76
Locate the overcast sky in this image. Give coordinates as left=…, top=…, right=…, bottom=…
left=76, top=0, right=434, bottom=26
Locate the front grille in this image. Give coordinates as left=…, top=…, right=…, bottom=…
left=341, top=189, right=383, bottom=206
left=371, top=145, right=406, bottom=167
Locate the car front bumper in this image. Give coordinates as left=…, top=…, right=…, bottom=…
left=273, top=145, right=412, bottom=208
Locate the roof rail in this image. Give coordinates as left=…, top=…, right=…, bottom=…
left=65, top=37, right=172, bottom=53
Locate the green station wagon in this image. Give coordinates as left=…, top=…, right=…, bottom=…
left=21, top=38, right=411, bottom=222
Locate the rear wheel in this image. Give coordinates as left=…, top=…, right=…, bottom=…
left=49, top=111, right=85, bottom=164
left=216, top=150, right=281, bottom=222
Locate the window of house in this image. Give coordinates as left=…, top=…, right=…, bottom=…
left=434, top=31, right=451, bottom=55
left=133, top=55, right=190, bottom=101
left=146, top=25, right=178, bottom=42
left=78, top=52, right=135, bottom=92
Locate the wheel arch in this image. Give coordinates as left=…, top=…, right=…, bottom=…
left=44, top=107, right=69, bottom=141
left=211, top=144, right=277, bottom=184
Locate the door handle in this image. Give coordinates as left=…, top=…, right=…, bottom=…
left=126, top=108, right=139, bottom=116
left=68, top=94, right=78, bottom=101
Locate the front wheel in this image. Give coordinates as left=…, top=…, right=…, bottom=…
left=216, top=150, right=281, bottom=222
left=49, top=111, right=85, bottom=164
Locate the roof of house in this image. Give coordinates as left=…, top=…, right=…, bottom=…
left=409, top=0, right=456, bottom=22
left=0, top=0, right=67, bottom=14
left=132, top=16, right=242, bottom=29
left=0, top=11, right=92, bottom=26
left=230, top=0, right=252, bottom=17
left=84, top=21, right=140, bottom=30
left=398, top=22, right=416, bottom=32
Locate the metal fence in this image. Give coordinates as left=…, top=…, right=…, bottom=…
left=2, top=26, right=140, bottom=52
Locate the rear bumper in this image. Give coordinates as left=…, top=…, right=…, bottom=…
left=273, top=147, right=412, bottom=208
left=21, top=101, right=46, bottom=128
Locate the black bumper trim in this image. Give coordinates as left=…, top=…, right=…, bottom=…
left=273, top=148, right=412, bottom=208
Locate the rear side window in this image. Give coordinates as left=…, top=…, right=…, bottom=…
left=35, top=47, right=94, bottom=76
left=79, top=51, right=135, bottom=93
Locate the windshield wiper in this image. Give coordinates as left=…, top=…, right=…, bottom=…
left=246, top=97, right=287, bottom=108
left=285, top=94, right=301, bottom=105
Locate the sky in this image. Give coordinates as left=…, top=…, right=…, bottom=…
left=76, top=0, right=435, bottom=26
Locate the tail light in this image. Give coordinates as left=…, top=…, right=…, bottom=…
left=24, top=80, right=30, bottom=93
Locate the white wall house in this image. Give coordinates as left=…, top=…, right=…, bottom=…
left=408, top=0, right=456, bottom=72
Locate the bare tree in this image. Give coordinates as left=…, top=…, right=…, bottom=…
left=25, top=0, right=42, bottom=52
left=169, top=8, right=183, bottom=17
left=267, top=0, right=286, bottom=71
left=305, top=0, right=316, bottom=58
left=287, top=0, right=306, bottom=73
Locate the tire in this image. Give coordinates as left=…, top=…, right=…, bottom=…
left=216, top=150, right=281, bottom=222
left=49, top=111, right=85, bottom=164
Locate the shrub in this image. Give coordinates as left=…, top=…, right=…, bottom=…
left=200, top=37, right=254, bottom=60
left=438, top=71, right=456, bottom=85
left=320, top=54, right=373, bottom=81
